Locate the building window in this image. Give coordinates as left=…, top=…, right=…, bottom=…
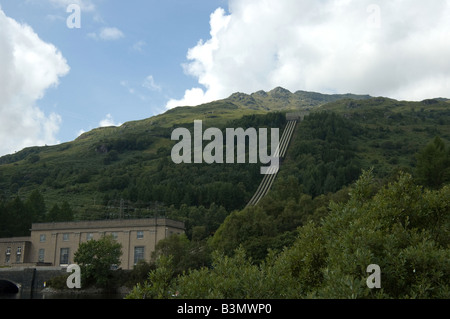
left=40, top=234, right=46, bottom=242
left=137, top=231, right=144, bottom=239
left=111, top=232, right=118, bottom=240
left=63, top=233, right=69, bottom=241
left=38, top=249, right=45, bottom=263
left=60, top=248, right=69, bottom=265
left=134, top=246, right=144, bottom=264
left=15, top=249, right=21, bottom=263
left=5, top=247, right=11, bottom=263
left=86, top=233, right=93, bottom=241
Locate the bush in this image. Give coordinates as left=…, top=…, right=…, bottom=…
left=46, top=274, right=70, bottom=290
left=127, top=170, right=450, bottom=299
left=74, top=235, right=123, bottom=288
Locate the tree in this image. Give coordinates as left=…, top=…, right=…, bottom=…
left=47, top=204, right=62, bottom=222
left=59, top=200, right=74, bottom=221
left=48, top=201, right=74, bottom=222
left=5, top=196, right=30, bottom=237
left=74, top=235, right=122, bottom=288
left=0, top=199, right=10, bottom=238
left=127, top=170, right=450, bottom=299
left=415, top=136, right=450, bottom=188
left=317, top=170, right=450, bottom=298
left=209, top=206, right=276, bottom=262
left=25, top=189, right=46, bottom=223
left=152, top=234, right=210, bottom=274
left=126, top=255, right=175, bottom=299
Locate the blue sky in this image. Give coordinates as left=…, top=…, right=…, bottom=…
left=0, top=0, right=227, bottom=152
left=1, top=0, right=450, bottom=156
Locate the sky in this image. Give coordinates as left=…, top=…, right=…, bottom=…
left=1, top=0, right=450, bottom=156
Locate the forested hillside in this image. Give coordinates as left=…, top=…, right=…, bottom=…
left=129, top=170, right=450, bottom=299
left=1, top=88, right=449, bottom=298
left=1, top=90, right=449, bottom=237
left=0, top=88, right=373, bottom=235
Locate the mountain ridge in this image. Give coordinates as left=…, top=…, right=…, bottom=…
left=0, top=87, right=371, bottom=162
left=226, top=87, right=372, bottom=110
left=3, top=87, right=447, bottom=161
left=1, top=87, right=449, bottom=220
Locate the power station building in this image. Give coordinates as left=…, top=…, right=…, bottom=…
left=0, top=218, right=184, bottom=270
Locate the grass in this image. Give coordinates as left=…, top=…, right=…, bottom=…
left=1, top=88, right=449, bottom=216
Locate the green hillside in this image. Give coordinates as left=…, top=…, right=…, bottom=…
left=2, top=87, right=450, bottom=298
left=1, top=88, right=449, bottom=235
left=0, top=88, right=372, bottom=217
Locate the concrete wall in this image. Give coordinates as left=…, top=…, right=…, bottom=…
left=0, top=267, right=66, bottom=295
left=29, top=218, right=184, bottom=269
left=0, top=237, right=32, bottom=267
left=0, top=218, right=185, bottom=270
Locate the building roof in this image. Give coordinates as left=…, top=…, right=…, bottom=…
left=0, top=237, right=31, bottom=243
left=31, top=218, right=185, bottom=232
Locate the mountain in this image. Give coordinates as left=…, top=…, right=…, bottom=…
left=227, top=87, right=371, bottom=110
left=3, top=87, right=449, bottom=299
left=0, top=87, right=449, bottom=231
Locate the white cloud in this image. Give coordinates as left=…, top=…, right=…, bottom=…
left=142, top=75, right=161, bottom=92
left=166, top=87, right=212, bottom=109
left=45, top=14, right=65, bottom=22
left=76, top=114, right=122, bottom=139
left=47, top=0, right=96, bottom=12
left=88, top=27, right=125, bottom=41
left=99, top=114, right=122, bottom=127
left=77, top=129, right=86, bottom=137
left=120, top=80, right=135, bottom=94
left=99, top=27, right=124, bottom=40
left=132, top=40, right=147, bottom=52
left=166, top=0, right=450, bottom=108
left=0, top=8, right=69, bottom=156
left=120, top=76, right=161, bottom=102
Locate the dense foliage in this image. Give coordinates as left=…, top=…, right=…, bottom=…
left=0, top=189, right=73, bottom=237
left=1, top=91, right=450, bottom=299
left=414, top=136, right=450, bottom=188
left=74, top=235, right=123, bottom=289
left=286, top=112, right=362, bottom=196
left=127, top=170, right=450, bottom=299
